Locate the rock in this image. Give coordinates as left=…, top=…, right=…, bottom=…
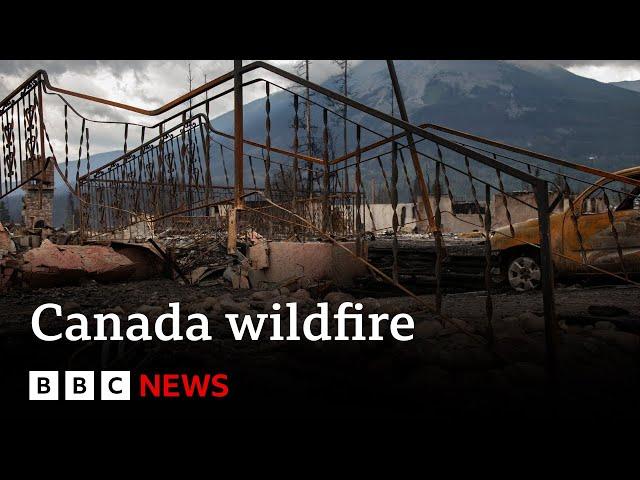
left=290, top=289, right=311, bottom=301
left=520, top=312, right=545, bottom=333
left=415, top=320, right=443, bottom=339
left=250, top=290, right=278, bottom=302
left=137, top=304, right=153, bottom=314
left=62, top=301, right=81, bottom=311
left=219, top=298, right=252, bottom=316
left=201, top=297, right=219, bottom=310
left=588, top=305, right=630, bottom=317
left=22, top=240, right=135, bottom=287
left=278, top=287, right=290, bottom=295
left=359, top=297, right=381, bottom=315
left=594, top=320, right=616, bottom=330
left=239, top=275, right=250, bottom=289
left=111, top=306, right=126, bottom=316
left=137, top=304, right=163, bottom=317
left=324, top=291, right=355, bottom=309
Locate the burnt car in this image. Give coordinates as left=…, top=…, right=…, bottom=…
left=491, top=167, right=640, bottom=291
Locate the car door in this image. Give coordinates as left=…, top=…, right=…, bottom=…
left=564, top=179, right=640, bottom=275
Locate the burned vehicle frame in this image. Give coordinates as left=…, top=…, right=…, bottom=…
left=491, top=166, right=640, bottom=291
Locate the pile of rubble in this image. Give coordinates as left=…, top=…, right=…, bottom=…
left=159, top=229, right=235, bottom=285
left=0, top=220, right=165, bottom=291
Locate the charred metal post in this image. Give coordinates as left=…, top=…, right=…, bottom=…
left=434, top=160, right=443, bottom=313
left=322, top=108, right=330, bottom=233
left=534, top=180, right=558, bottom=383
left=386, top=60, right=438, bottom=235
left=355, top=125, right=363, bottom=256
left=484, top=183, right=494, bottom=346
left=391, top=142, right=399, bottom=284
left=228, top=60, right=244, bottom=254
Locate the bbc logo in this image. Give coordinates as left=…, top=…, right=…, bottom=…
left=29, top=371, right=130, bottom=400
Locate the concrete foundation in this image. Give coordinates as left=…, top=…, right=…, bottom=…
left=248, top=241, right=368, bottom=288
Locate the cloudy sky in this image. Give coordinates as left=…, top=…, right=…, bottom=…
left=1, top=59, right=638, bottom=155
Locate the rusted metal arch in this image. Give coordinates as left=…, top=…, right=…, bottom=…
left=77, top=113, right=324, bottom=182
left=422, top=123, right=640, bottom=189
left=5, top=66, right=638, bottom=192
left=6, top=65, right=542, bottom=188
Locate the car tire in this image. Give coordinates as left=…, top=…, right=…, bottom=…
left=507, top=255, right=541, bottom=292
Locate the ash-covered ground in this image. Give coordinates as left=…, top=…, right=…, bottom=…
left=1, top=278, right=639, bottom=418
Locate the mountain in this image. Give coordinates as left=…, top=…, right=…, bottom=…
left=611, top=80, right=640, bottom=93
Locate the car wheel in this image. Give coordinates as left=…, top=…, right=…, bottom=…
left=507, top=256, right=541, bottom=292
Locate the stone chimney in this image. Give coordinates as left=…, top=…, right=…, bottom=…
left=21, top=156, right=54, bottom=229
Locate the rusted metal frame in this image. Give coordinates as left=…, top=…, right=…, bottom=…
left=79, top=115, right=203, bottom=182
left=178, top=114, right=187, bottom=208
left=39, top=62, right=543, bottom=187
left=292, top=94, right=299, bottom=231
left=85, top=127, right=90, bottom=176
left=228, top=60, right=244, bottom=254
left=1, top=113, right=7, bottom=194
left=434, top=161, right=443, bottom=314
left=601, top=188, right=629, bottom=280
left=76, top=118, right=86, bottom=236
left=391, top=142, right=400, bottom=284
left=387, top=60, right=439, bottom=237
left=424, top=122, right=640, bottom=189
left=391, top=141, right=540, bottom=211
left=3, top=109, right=14, bottom=190
left=439, top=159, right=456, bottom=221
left=35, top=87, right=45, bottom=208
left=403, top=134, right=631, bottom=204
left=43, top=68, right=383, bottom=153
left=398, top=148, right=422, bottom=222
left=204, top=102, right=212, bottom=204
left=304, top=66, right=315, bottom=200
left=264, top=83, right=272, bottom=199
left=76, top=118, right=86, bottom=192
left=331, top=128, right=411, bottom=166
left=376, top=155, right=392, bottom=202
left=357, top=171, right=377, bottom=232
left=22, top=95, right=29, bottom=190
left=355, top=125, right=363, bottom=256
left=253, top=61, right=544, bottom=186
left=15, top=100, right=23, bottom=190
left=495, top=162, right=516, bottom=237
left=484, top=184, right=494, bottom=346
left=463, top=154, right=485, bottom=227
left=40, top=69, right=237, bottom=116
left=322, top=108, right=330, bottom=233
left=43, top=77, right=258, bottom=135
left=534, top=181, right=558, bottom=384
left=563, top=178, right=587, bottom=264
left=63, top=105, right=69, bottom=179
left=10, top=106, right=17, bottom=188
